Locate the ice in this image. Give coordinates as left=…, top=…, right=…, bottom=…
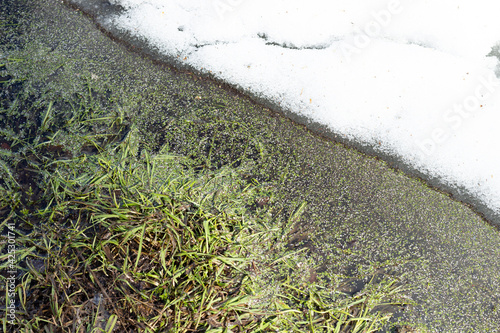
left=106, top=0, right=500, bottom=217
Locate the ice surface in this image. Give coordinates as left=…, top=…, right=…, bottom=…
left=106, top=0, right=500, bottom=217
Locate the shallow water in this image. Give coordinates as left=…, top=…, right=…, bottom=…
left=3, top=0, right=500, bottom=330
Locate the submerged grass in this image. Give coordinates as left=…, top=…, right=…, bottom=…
left=0, top=10, right=409, bottom=331
left=2, top=145, right=261, bottom=331
left=0, top=137, right=406, bottom=332
left=0, top=90, right=407, bottom=331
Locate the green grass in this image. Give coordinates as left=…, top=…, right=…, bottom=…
left=0, top=22, right=410, bottom=332
left=0, top=137, right=406, bottom=332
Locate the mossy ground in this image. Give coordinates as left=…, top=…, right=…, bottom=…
left=1, top=0, right=500, bottom=332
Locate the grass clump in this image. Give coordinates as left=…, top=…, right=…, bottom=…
left=2, top=144, right=266, bottom=332
left=1, top=139, right=405, bottom=332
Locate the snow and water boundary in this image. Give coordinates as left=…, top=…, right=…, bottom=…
left=65, top=0, right=500, bottom=226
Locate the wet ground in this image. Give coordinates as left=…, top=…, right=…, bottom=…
left=2, top=0, right=500, bottom=331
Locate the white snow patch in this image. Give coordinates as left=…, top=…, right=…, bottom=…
left=106, top=0, right=500, bottom=215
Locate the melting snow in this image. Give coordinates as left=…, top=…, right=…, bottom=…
left=106, top=0, right=500, bottom=218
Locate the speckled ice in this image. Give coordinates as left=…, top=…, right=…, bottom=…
left=106, top=0, right=500, bottom=215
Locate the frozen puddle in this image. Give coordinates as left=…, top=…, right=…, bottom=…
left=73, top=0, right=500, bottom=223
